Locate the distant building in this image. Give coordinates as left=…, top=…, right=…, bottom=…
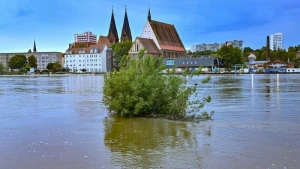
left=107, top=9, right=119, bottom=44
left=191, top=40, right=243, bottom=52
left=64, top=36, right=112, bottom=73
left=226, top=40, right=243, bottom=51
left=75, top=32, right=97, bottom=44
left=120, top=8, right=132, bottom=42
left=190, top=45, right=196, bottom=53
left=270, top=33, right=283, bottom=50
left=296, top=50, right=300, bottom=58
left=0, top=41, right=61, bottom=71
left=129, top=8, right=186, bottom=58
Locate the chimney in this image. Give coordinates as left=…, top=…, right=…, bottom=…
left=266, top=36, right=270, bottom=61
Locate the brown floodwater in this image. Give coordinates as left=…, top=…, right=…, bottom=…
left=0, top=74, right=300, bottom=169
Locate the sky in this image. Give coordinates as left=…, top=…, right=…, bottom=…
left=0, top=0, right=299, bottom=53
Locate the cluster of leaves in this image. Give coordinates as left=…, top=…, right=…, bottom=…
left=46, top=61, right=62, bottom=72
left=217, top=45, right=244, bottom=70
left=111, top=41, right=133, bottom=67
left=103, top=50, right=213, bottom=120
left=8, top=55, right=27, bottom=69
left=0, top=62, right=6, bottom=74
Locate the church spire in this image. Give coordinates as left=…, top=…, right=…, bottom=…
left=33, top=39, right=37, bottom=53
left=107, top=8, right=119, bottom=44
left=120, top=7, right=132, bottom=42
left=148, top=7, right=151, bottom=21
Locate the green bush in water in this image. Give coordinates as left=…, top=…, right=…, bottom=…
left=103, top=49, right=214, bottom=119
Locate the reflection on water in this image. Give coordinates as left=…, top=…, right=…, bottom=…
left=1, top=74, right=300, bottom=169
left=104, top=116, right=211, bottom=168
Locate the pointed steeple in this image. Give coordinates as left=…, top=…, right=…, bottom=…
left=120, top=7, right=132, bottom=42
left=33, top=40, right=37, bottom=53
left=148, top=7, right=151, bottom=21
left=107, top=8, right=119, bottom=44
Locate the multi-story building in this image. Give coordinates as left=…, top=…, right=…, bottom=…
left=226, top=40, right=243, bottom=51
left=0, top=41, right=62, bottom=71
left=270, top=33, right=283, bottom=50
left=190, top=45, right=196, bottom=53
left=75, top=32, right=97, bottom=43
left=191, top=40, right=244, bottom=52
left=0, top=52, right=62, bottom=71
left=64, top=36, right=112, bottom=73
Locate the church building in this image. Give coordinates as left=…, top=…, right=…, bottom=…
left=129, top=9, right=186, bottom=58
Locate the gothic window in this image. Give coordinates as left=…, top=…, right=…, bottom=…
left=136, top=44, right=139, bottom=51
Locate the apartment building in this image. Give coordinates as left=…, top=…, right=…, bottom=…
left=270, top=33, right=283, bottom=50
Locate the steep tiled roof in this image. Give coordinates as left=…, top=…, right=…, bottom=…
left=97, top=36, right=111, bottom=47
left=121, top=9, right=132, bottom=42
left=149, top=20, right=185, bottom=52
left=137, top=37, right=161, bottom=54
left=107, top=9, right=119, bottom=43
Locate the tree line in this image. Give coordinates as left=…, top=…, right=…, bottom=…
left=190, top=45, right=300, bottom=69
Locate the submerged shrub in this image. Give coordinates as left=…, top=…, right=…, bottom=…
left=103, top=50, right=213, bottom=119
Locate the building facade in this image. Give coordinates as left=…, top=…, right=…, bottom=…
left=75, top=32, right=97, bottom=44
left=64, top=36, right=112, bottom=73
left=130, top=9, right=186, bottom=58
left=0, top=52, right=62, bottom=71
left=270, top=33, right=283, bottom=50
left=191, top=40, right=243, bottom=52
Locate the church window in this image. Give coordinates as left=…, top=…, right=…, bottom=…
left=136, top=44, right=139, bottom=51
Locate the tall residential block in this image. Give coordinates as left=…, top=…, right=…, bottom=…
left=191, top=40, right=243, bottom=52
left=270, top=33, right=283, bottom=50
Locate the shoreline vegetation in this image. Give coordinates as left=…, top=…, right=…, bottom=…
left=103, top=50, right=214, bottom=122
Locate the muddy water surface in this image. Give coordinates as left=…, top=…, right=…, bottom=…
left=0, top=74, right=300, bottom=169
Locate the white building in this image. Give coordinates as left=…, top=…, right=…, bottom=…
left=270, top=33, right=283, bottom=50
left=64, top=43, right=112, bottom=73
left=190, top=45, right=197, bottom=53
left=191, top=40, right=243, bottom=52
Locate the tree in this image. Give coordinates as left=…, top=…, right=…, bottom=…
left=8, top=54, right=27, bottom=69
left=217, top=45, right=243, bottom=70
left=81, top=68, right=87, bottom=73
left=111, top=41, right=133, bottom=66
left=28, top=55, right=37, bottom=68
left=243, top=47, right=254, bottom=53
left=192, top=50, right=216, bottom=57
left=53, top=61, right=62, bottom=71
left=103, top=50, right=213, bottom=120
left=0, top=62, right=6, bottom=74
left=46, top=63, right=54, bottom=70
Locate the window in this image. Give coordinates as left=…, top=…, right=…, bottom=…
left=136, top=44, right=139, bottom=51
left=166, top=59, right=174, bottom=66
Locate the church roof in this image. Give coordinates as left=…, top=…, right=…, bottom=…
left=149, top=20, right=185, bottom=52
left=97, top=36, right=111, bottom=47
left=107, top=9, right=119, bottom=43
left=137, top=37, right=161, bottom=54
left=33, top=40, right=37, bottom=53
left=121, top=9, right=132, bottom=42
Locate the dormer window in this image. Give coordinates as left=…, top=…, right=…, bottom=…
left=90, top=49, right=93, bottom=53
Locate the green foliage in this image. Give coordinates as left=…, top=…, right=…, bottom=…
left=0, top=62, right=6, bottom=74
left=46, top=63, right=54, bottom=70
left=103, top=50, right=213, bottom=120
left=8, top=55, right=27, bottom=69
left=192, top=50, right=216, bottom=57
left=53, top=61, right=62, bottom=70
left=28, top=55, right=37, bottom=68
left=111, top=41, right=133, bottom=65
left=243, top=47, right=254, bottom=53
left=217, top=45, right=243, bottom=70
left=81, top=68, right=87, bottom=73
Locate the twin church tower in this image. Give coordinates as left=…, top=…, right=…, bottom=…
left=107, top=8, right=132, bottom=44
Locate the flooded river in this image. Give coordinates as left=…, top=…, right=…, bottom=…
left=0, top=74, right=300, bottom=169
